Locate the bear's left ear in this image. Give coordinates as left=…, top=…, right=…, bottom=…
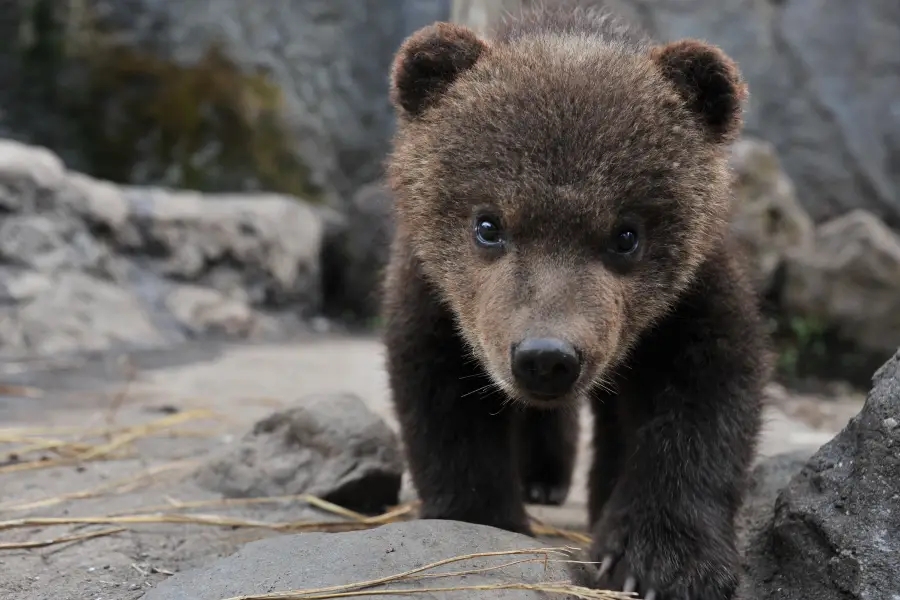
left=390, top=22, right=489, bottom=120
left=651, top=39, right=748, bottom=144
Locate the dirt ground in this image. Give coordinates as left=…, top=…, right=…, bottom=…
left=0, top=332, right=866, bottom=600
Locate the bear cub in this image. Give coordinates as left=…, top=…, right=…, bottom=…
left=382, top=2, right=770, bottom=599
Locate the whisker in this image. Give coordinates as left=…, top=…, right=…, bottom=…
left=458, top=373, right=485, bottom=381
left=461, top=382, right=499, bottom=399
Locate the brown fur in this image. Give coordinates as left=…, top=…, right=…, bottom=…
left=382, top=2, right=770, bottom=599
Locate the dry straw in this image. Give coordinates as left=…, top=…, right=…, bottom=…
left=0, top=459, right=200, bottom=512
left=0, top=408, right=224, bottom=474
left=0, top=527, right=125, bottom=551
left=212, top=547, right=633, bottom=600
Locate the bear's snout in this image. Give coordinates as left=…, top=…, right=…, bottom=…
left=510, top=337, right=582, bottom=400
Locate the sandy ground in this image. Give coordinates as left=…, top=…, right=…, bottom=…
left=0, top=332, right=866, bottom=600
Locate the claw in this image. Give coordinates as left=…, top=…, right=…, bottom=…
left=644, top=590, right=657, bottom=600
left=623, top=576, right=637, bottom=593
left=596, top=554, right=615, bottom=579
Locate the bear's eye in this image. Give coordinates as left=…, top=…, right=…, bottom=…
left=611, top=228, right=639, bottom=255
left=474, top=215, right=505, bottom=248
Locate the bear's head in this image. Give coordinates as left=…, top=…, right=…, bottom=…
left=386, top=20, right=747, bottom=408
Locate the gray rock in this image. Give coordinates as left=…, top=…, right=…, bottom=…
left=0, top=139, right=328, bottom=359
left=781, top=209, right=900, bottom=355
left=737, top=450, right=814, bottom=557
left=0, top=214, right=109, bottom=273
left=743, top=349, right=900, bottom=600
left=116, top=187, right=325, bottom=312
left=143, top=520, right=583, bottom=600
left=0, top=140, right=69, bottom=213
left=194, top=393, right=404, bottom=514
left=164, top=284, right=260, bottom=337
left=728, top=138, right=815, bottom=293
left=0, top=270, right=169, bottom=358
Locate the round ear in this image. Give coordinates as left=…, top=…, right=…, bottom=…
left=651, top=39, right=748, bottom=144
left=390, top=22, right=489, bottom=119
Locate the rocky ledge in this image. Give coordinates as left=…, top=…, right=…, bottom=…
left=0, top=139, right=393, bottom=360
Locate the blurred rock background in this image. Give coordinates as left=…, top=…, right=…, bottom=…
left=2, top=0, right=897, bottom=390
left=0, top=2, right=897, bottom=600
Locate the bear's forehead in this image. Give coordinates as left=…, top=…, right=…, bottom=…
left=429, top=38, right=705, bottom=191
left=426, top=60, right=705, bottom=219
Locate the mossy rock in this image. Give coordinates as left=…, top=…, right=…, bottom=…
left=15, top=0, right=322, bottom=201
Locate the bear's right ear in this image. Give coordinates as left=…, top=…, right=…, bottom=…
left=650, top=39, right=748, bottom=144
left=390, top=22, right=489, bottom=119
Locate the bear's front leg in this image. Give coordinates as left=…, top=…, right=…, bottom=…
left=589, top=329, right=764, bottom=599
left=382, top=251, right=531, bottom=536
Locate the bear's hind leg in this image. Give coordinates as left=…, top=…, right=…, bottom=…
left=516, top=406, right=579, bottom=506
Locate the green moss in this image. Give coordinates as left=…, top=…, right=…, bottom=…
left=16, top=0, right=322, bottom=201
left=766, top=312, right=886, bottom=390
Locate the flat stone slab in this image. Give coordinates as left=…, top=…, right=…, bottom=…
left=144, top=520, right=584, bottom=600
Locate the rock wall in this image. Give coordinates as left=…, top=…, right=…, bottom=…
left=1, top=0, right=451, bottom=205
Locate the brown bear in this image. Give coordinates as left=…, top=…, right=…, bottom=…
left=381, top=2, right=771, bottom=599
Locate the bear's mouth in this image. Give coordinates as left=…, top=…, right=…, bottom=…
left=517, top=389, right=582, bottom=409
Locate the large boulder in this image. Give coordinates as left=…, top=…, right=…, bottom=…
left=780, top=209, right=900, bottom=357
left=742, top=349, right=900, bottom=599
left=194, top=393, right=404, bottom=514
left=143, top=520, right=585, bottom=600
left=1, top=0, right=451, bottom=204
left=0, top=139, right=325, bottom=359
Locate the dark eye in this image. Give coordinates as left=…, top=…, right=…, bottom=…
left=611, top=228, right=639, bottom=254
left=474, top=215, right=505, bottom=248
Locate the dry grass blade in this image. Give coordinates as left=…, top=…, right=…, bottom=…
left=0, top=384, right=43, bottom=398
left=0, top=424, right=125, bottom=438
left=4, top=438, right=97, bottom=457
left=228, top=583, right=634, bottom=599
left=0, top=409, right=221, bottom=475
left=77, top=409, right=220, bottom=461
left=123, top=493, right=370, bottom=520
left=0, top=513, right=393, bottom=534
left=0, top=452, right=134, bottom=474
left=0, top=527, right=125, bottom=550
left=530, top=516, right=593, bottom=545
left=222, top=547, right=576, bottom=599
left=362, top=502, right=418, bottom=524
left=0, top=513, right=283, bottom=532
left=0, top=460, right=199, bottom=512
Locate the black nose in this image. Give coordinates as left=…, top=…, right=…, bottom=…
left=510, top=338, right=582, bottom=398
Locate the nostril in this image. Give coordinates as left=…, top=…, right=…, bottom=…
left=551, top=361, right=570, bottom=378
